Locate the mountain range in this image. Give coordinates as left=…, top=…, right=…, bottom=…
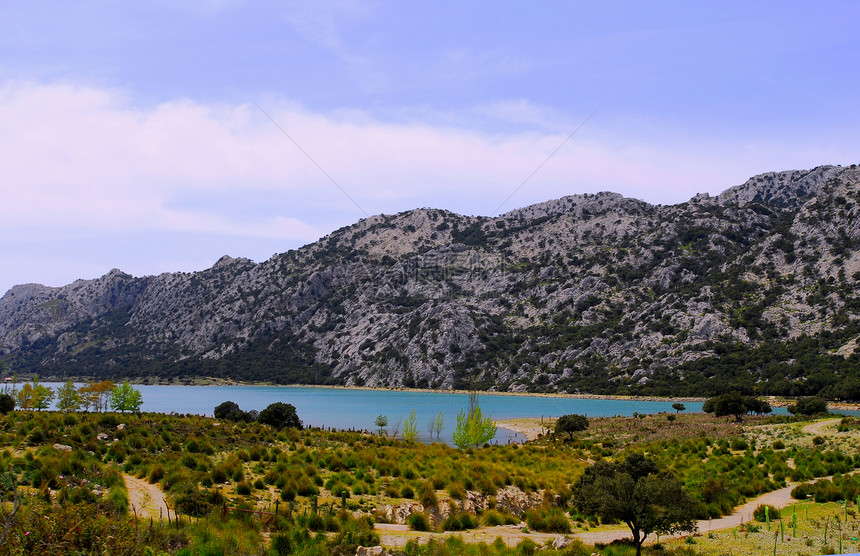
left=2, top=164, right=859, bottom=400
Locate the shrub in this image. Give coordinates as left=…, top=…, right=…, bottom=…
left=446, top=481, right=465, bottom=500
left=0, top=393, right=14, bottom=414
left=148, top=465, right=166, bottom=483
left=442, top=512, right=478, bottom=531
left=753, top=504, right=780, bottom=522
left=210, top=467, right=228, bottom=484
left=270, top=532, right=292, bottom=555
left=280, top=485, right=297, bottom=501
left=525, top=506, right=571, bottom=533
left=408, top=512, right=431, bottom=531
left=481, top=509, right=520, bottom=526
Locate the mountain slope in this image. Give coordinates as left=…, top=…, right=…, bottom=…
left=2, top=164, right=859, bottom=399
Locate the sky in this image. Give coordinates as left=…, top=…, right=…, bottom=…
left=1, top=1, right=858, bottom=296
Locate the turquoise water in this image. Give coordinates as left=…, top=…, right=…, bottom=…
left=26, top=383, right=847, bottom=444
left=30, top=383, right=716, bottom=444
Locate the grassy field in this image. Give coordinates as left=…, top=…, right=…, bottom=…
left=662, top=501, right=860, bottom=556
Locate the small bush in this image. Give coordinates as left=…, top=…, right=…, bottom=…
left=525, top=506, right=571, bottom=533
left=148, top=465, right=165, bottom=483
left=442, top=512, right=478, bottom=531
left=446, top=481, right=465, bottom=500
left=753, top=504, right=781, bottom=522
left=481, top=509, right=519, bottom=526
left=407, top=512, right=431, bottom=531
left=730, top=438, right=748, bottom=451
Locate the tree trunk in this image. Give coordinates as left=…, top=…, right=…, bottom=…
left=631, top=527, right=643, bottom=556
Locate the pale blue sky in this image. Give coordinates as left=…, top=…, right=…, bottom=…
left=1, top=1, right=858, bottom=295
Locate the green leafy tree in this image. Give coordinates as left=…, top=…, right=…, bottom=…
left=402, top=409, right=418, bottom=442
left=555, top=414, right=589, bottom=440
left=744, top=396, right=772, bottom=415
left=703, top=392, right=748, bottom=422
left=109, top=382, right=143, bottom=413
left=704, top=393, right=772, bottom=421
left=452, top=394, right=496, bottom=449
left=671, top=403, right=686, bottom=413
left=32, top=383, right=54, bottom=411
left=258, top=402, right=302, bottom=430
left=19, top=376, right=54, bottom=411
left=214, top=401, right=250, bottom=421
left=375, top=414, right=389, bottom=436
left=56, top=379, right=81, bottom=412
left=788, top=397, right=828, bottom=416
left=574, top=454, right=697, bottom=556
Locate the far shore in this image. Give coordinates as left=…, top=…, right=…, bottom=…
left=169, top=381, right=860, bottom=411
left=35, top=376, right=860, bottom=413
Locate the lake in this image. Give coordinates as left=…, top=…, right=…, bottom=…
left=26, top=383, right=795, bottom=444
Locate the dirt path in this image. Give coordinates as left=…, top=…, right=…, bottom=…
left=123, top=473, right=169, bottom=521
left=801, top=417, right=842, bottom=436
left=575, top=482, right=800, bottom=546
left=376, top=523, right=565, bottom=548
left=377, top=470, right=856, bottom=549
left=576, top=468, right=860, bottom=547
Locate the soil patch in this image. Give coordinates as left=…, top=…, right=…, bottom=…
left=123, top=473, right=169, bottom=521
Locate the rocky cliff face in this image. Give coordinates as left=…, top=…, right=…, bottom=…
left=2, top=165, right=859, bottom=398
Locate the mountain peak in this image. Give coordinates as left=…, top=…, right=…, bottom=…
left=2, top=165, right=859, bottom=400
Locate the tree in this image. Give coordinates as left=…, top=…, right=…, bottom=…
left=56, top=379, right=81, bottom=412
left=744, top=396, right=772, bottom=415
left=109, top=382, right=143, bottom=413
left=704, top=393, right=772, bottom=421
left=402, top=409, right=418, bottom=442
left=79, top=380, right=115, bottom=412
left=258, top=402, right=302, bottom=430
left=555, top=414, right=589, bottom=440
left=703, top=392, right=748, bottom=422
left=16, top=376, right=53, bottom=411
left=574, top=454, right=697, bottom=556
left=214, top=401, right=250, bottom=421
left=452, top=394, right=496, bottom=449
left=375, top=414, right=389, bottom=436
left=433, top=411, right=444, bottom=439
left=671, top=403, right=686, bottom=414
left=14, top=383, right=34, bottom=411
left=788, top=397, right=828, bottom=416
left=0, top=393, right=14, bottom=414
left=32, top=382, right=54, bottom=411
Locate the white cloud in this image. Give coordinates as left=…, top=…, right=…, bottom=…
left=2, top=79, right=855, bottom=243
left=1, top=79, right=857, bottom=294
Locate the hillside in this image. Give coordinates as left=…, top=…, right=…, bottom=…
left=2, top=164, right=860, bottom=399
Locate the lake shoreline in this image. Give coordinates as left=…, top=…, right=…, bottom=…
left=167, top=381, right=860, bottom=412
left=178, top=379, right=708, bottom=403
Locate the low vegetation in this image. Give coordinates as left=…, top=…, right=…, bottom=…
left=0, top=402, right=857, bottom=555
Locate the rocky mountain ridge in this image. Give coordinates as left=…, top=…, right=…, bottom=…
left=2, top=164, right=859, bottom=399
